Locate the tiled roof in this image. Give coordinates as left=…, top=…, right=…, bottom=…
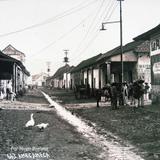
left=97, top=40, right=146, bottom=63
left=71, top=53, right=102, bottom=73
left=69, top=40, right=149, bottom=74
left=52, top=64, right=71, bottom=79
left=0, top=51, right=30, bottom=76
left=2, top=44, right=26, bottom=56
left=133, top=24, right=160, bottom=41
left=97, top=46, right=120, bottom=63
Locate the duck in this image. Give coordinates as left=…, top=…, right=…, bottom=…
left=25, top=113, right=35, bottom=128
left=36, top=123, right=49, bottom=130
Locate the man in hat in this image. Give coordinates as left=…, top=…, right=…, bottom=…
left=110, top=82, right=118, bottom=110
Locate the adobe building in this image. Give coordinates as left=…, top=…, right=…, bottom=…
left=0, top=51, right=30, bottom=98
left=0, top=45, right=29, bottom=98
left=134, top=24, right=160, bottom=103
left=2, top=44, right=25, bottom=63
left=97, top=40, right=150, bottom=85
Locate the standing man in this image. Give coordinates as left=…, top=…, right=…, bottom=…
left=6, top=80, right=12, bottom=100
left=110, top=82, right=118, bottom=110
left=123, top=82, right=128, bottom=106
left=144, top=82, right=150, bottom=101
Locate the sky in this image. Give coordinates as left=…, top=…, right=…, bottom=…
left=0, top=0, right=159, bottom=76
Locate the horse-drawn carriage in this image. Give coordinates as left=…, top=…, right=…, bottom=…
left=73, top=83, right=111, bottom=107
left=73, top=84, right=90, bottom=99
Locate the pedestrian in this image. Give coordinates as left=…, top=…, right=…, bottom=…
left=144, top=82, right=150, bottom=101
left=10, top=91, right=16, bottom=102
left=103, top=83, right=111, bottom=102
left=138, top=81, right=145, bottom=107
left=110, top=82, right=118, bottom=110
left=122, top=82, right=128, bottom=106
left=128, top=82, right=134, bottom=105
left=117, top=83, right=124, bottom=107
left=133, top=80, right=144, bottom=107
left=6, top=80, right=12, bottom=100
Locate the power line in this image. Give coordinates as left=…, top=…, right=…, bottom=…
left=72, top=0, right=109, bottom=61
left=29, top=10, right=96, bottom=59
left=0, top=0, right=98, bottom=38
left=72, top=0, right=105, bottom=55
left=72, top=0, right=114, bottom=58
left=103, top=0, right=116, bottom=21
left=72, top=0, right=118, bottom=62
left=71, top=31, right=100, bottom=64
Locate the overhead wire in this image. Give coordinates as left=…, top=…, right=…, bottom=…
left=71, top=0, right=111, bottom=62
left=28, top=9, right=98, bottom=60
left=0, top=0, right=98, bottom=38
left=72, top=0, right=105, bottom=55
left=103, top=0, right=116, bottom=21
left=72, top=0, right=118, bottom=63
left=29, top=0, right=118, bottom=75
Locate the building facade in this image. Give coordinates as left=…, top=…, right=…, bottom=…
left=2, top=44, right=26, bottom=64
left=32, top=73, right=48, bottom=87
left=134, top=24, right=160, bottom=103
left=0, top=51, right=30, bottom=98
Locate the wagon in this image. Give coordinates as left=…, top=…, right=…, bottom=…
left=73, top=84, right=90, bottom=99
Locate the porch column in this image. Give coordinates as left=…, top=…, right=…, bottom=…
left=106, top=62, right=111, bottom=84
left=13, top=63, right=16, bottom=93
left=91, top=67, right=94, bottom=95
left=98, top=66, right=101, bottom=89
left=87, top=69, right=89, bottom=85
left=80, top=70, right=84, bottom=85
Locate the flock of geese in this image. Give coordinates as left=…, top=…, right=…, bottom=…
left=25, top=113, right=49, bottom=130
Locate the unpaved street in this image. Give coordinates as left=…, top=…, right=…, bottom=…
left=0, top=90, right=103, bottom=160
left=43, top=88, right=160, bottom=160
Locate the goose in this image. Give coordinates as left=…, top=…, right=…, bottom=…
left=49, top=104, right=54, bottom=108
left=36, top=123, right=49, bottom=130
left=25, top=113, right=35, bottom=128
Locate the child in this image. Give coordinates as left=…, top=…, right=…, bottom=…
left=10, top=91, right=16, bottom=102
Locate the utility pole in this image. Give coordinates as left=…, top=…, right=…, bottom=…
left=118, top=0, right=124, bottom=83
left=63, top=49, right=69, bottom=90
left=64, top=49, right=69, bottom=65
left=46, top=61, right=51, bottom=77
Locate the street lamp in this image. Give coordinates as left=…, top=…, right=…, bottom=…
left=100, top=0, right=124, bottom=83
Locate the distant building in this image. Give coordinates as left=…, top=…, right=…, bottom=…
left=47, top=64, right=74, bottom=89
left=2, top=44, right=25, bottom=63
left=32, top=73, right=48, bottom=86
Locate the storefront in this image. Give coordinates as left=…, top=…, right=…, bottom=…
left=134, top=24, right=160, bottom=102
left=150, top=34, right=160, bottom=86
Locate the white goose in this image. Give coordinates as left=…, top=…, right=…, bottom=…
left=25, top=113, right=35, bottom=128
left=36, top=123, right=49, bottom=130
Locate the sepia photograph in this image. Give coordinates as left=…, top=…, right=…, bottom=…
left=0, top=0, right=160, bottom=159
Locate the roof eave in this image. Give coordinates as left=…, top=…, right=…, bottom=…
left=133, top=24, right=160, bottom=41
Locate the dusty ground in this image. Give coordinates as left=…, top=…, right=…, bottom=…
left=44, top=88, right=160, bottom=160
left=0, top=89, right=104, bottom=160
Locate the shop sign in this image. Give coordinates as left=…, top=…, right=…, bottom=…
left=151, top=38, right=160, bottom=56
left=153, top=62, right=160, bottom=74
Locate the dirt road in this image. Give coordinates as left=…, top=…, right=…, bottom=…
left=0, top=89, right=103, bottom=160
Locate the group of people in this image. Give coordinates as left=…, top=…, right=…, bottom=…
left=102, top=80, right=150, bottom=109
left=0, top=80, right=16, bottom=102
